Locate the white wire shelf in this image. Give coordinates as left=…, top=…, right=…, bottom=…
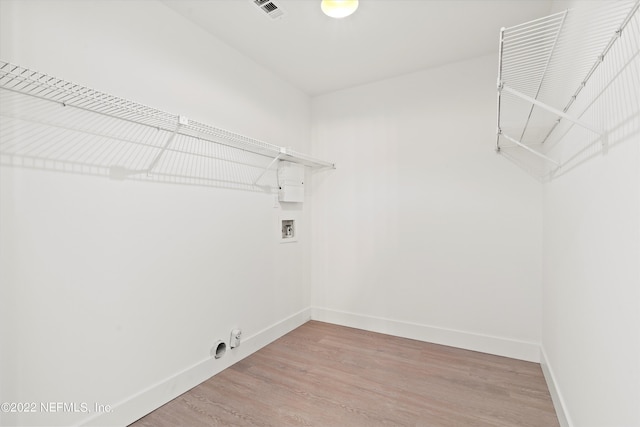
left=0, top=61, right=334, bottom=190
left=496, top=1, right=639, bottom=180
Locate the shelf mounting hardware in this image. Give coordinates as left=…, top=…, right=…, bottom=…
left=146, top=120, right=184, bottom=176
left=495, top=1, right=638, bottom=179
left=252, top=148, right=286, bottom=185
left=499, top=132, right=560, bottom=166
left=499, top=85, right=604, bottom=136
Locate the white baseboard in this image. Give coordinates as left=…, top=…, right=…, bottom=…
left=311, top=307, right=541, bottom=363
left=80, top=307, right=312, bottom=427
left=540, top=346, right=572, bottom=427
left=79, top=307, right=543, bottom=426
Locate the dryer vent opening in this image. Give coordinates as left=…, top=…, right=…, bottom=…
left=213, top=341, right=227, bottom=359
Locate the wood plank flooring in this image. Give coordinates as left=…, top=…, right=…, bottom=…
left=130, top=321, right=559, bottom=427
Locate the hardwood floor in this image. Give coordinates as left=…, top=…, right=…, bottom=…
left=130, top=321, right=559, bottom=427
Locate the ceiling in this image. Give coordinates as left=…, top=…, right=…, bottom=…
left=162, top=0, right=553, bottom=96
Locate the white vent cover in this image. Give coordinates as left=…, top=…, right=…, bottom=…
left=252, top=0, right=284, bottom=19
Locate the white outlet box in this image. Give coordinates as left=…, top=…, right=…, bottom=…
left=278, top=161, right=304, bottom=203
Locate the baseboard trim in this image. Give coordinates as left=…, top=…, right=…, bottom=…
left=80, top=307, right=312, bottom=427
left=311, top=307, right=540, bottom=363
left=79, top=307, right=542, bottom=426
left=540, top=346, right=572, bottom=427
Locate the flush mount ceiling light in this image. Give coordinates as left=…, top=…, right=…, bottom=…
left=321, top=0, right=359, bottom=19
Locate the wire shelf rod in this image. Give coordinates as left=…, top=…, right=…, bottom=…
left=502, top=84, right=603, bottom=135
left=495, top=0, right=638, bottom=180
left=0, top=111, right=162, bottom=154
left=505, top=29, right=558, bottom=45
left=503, top=10, right=568, bottom=32
left=503, top=46, right=560, bottom=59
left=541, top=0, right=639, bottom=143
left=1, top=85, right=176, bottom=140
left=541, top=38, right=618, bottom=57
left=542, top=49, right=638, bottom=152
left=503, top=17, right=566, bottom=33
left=504, top=66, right=554, bottom=77
left=145, top=124, right=181, bottom=175
left=500, top=132, right=560, bottom=166
left=502, top=49, right=559, bottom=65
left=1, top=71, right=307, bottom=164
left=503, top=76, right=549, bottom=88
left=502, top=32, right=562, bottom=49
left=496, top=26, right=505, bottom=151
left=0, top=60, right=335, bottom=184
left=502, top=52, right=559, bottom=67
left=518, top=10, right=568, bottom=142
left=505, top=21, right=566, bottom=43
left=621, top=0, right=640, bottom=27
left=503, top=78, right=547, bottom=90
left=502, top=43, right=559, bottom=58
left=503, top=65, right=553, bottom=79
left=0, top=64, right=176, bottom=127
left=503, top=20, right=565, bottom=37
left=502, top=70, right=552, bottom=82
left=502, top=49, right=558, bottom=62
left=501, top=38, right=558, bottom=55
left=505, top=4, right=626, bottom=33
left=501, top=73, right=549, bottom=84
left=502, top=30, right=563, bottom=46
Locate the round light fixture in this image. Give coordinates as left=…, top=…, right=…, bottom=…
left=321, top=0, right=359, bottom=19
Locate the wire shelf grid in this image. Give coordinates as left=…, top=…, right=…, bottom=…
left=0, top=61, right=334, bottom=191
left=496, top=1, right=639, bottom=181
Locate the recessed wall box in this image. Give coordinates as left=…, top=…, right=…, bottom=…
left=279, top=214, right=299, bottom=243
left=282, top=219, right=295, bottom=239
left=278, top=161, right=304, bottom=203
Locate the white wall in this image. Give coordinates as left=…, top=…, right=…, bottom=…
left=541, top=1, right=640, bottom=426
left=310, top=54, right=543, bottom=361
left=4, top=2, right=636, bottom=426
left=0, top=1, right=312, bottom=426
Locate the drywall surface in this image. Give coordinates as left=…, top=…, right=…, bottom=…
left=542, top=1, right=640, bottom=426
left=310, top=54, right=543, bottom=361
left=0, top=1, right=311, bottom=425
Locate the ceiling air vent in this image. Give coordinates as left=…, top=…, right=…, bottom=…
left=252, top=0, right=284, bottom=20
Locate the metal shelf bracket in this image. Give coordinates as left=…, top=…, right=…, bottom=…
left=500, top=85, right=603, bottom=136
left=253, top=151, right=283, bottom=185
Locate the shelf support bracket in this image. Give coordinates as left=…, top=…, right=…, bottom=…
left=253, top=149, right=286, bottom=185
left=145, top=116, right=188, bottom=175
left=500, top=132, right=561, bottom=166
left=500, top=85, right=604, bottom=136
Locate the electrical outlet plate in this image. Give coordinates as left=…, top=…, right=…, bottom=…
left=230, top=329, right=242, bottom=349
